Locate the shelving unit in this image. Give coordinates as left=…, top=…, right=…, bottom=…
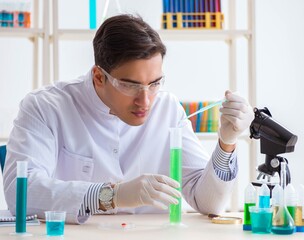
left=1, top=0, right=257, bottom=210
left=0, top=0, right=50, bottom=141
left=0, top=0, right=50, bottom=88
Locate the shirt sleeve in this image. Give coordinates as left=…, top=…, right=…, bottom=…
left=78, top=183, right=118, bottom=217
left=79, top=183, right=103, bottom=217
left=211, top=142, right=238, bottom=181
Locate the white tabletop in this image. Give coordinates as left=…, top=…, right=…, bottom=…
left=0, top=212, right=302, bottom=239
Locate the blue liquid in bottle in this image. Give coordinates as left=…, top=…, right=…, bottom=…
left=259, top=184, right=270, bottom=208
left=259, top=195, right=270, bottom=208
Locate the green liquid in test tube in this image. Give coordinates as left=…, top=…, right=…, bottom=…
left=169, top=127, right=182, bottom=224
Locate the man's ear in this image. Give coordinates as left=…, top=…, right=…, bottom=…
left=92, top=66, right=105, bottom=87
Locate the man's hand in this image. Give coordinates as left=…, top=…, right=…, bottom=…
left=113, top=174, right=181, bottom=209
left=219, top=90, right=254, bottom=145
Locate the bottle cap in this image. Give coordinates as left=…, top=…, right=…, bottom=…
left=285, top=184, right=298, bottom=206
left=259, top=183, right=270, bottom=196
left=296, top=226, right=304, bottom=232
left=243, top=224, right=252, bottom=231
left=272, top=184, right=283, bottom=206
left=244, top=183, right=256, bottom=203
left=298, top=184, right=304, bottom=205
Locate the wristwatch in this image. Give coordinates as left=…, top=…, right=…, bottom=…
left=98, top=183, right=114, bottom=211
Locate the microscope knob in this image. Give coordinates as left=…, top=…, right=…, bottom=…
left=270, top=158, right=280, bottom=168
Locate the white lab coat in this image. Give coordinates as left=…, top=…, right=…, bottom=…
left=3, top=70, right=237, bottom=223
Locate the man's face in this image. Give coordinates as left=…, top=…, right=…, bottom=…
left=92, top=53, right=163, bottom=126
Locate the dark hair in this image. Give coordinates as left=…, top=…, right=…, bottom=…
left=93, top=14, right=166, bottom=72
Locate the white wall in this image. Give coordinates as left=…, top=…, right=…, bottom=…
left=1, top=0, right=304, bottom=210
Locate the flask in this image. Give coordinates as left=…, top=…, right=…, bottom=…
left=243, top=183, right=256, bottom=231
left=271, top=162, right=295, bottom=235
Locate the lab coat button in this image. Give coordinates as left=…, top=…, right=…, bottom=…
left=113, top=149, right=118, bottom=154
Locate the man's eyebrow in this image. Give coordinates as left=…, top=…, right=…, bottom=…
left=119, top=76, right=163, bottom=84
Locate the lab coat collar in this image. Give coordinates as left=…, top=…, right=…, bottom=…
left=85, top=68, right=112, bottom=114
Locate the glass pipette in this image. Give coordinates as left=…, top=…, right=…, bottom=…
left=185, top=98, right=226, bottom=119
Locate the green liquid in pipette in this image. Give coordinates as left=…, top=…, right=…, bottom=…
left=170, top=148, right=182, bottom=224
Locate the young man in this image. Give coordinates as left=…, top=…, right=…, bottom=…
left=3, top=14, right=254, bottom=224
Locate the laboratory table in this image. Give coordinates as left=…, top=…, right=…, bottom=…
left=0, top=212, right=302, bottom=239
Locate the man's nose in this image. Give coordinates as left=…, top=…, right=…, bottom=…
left=134, top=88, right=150, bottom=107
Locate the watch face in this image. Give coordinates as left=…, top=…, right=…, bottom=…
left=100, top=187, right=113, bottom=202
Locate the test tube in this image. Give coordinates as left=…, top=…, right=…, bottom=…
left=169, top=127, right=182, bottom=224
left=243, top=183, right=256, bottom=231
left=16, top=161, right=28, bottom=234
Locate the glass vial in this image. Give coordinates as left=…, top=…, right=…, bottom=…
left=259, top=183, right=270, bottom=208
left=243, top=183, right=256, bottom=231
left=285, top=184, right=297, bottom=222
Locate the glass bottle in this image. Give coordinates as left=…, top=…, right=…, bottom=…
left=243, top=183, right=256, bottom=230
left=285, top=184, right=297, bottom=221
left=295, top=185, right=304, bottom=232
left=259, top=183, right=270, bottom=208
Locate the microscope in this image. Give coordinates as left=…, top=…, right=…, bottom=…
left=249, top=107, right=298, bottom=188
